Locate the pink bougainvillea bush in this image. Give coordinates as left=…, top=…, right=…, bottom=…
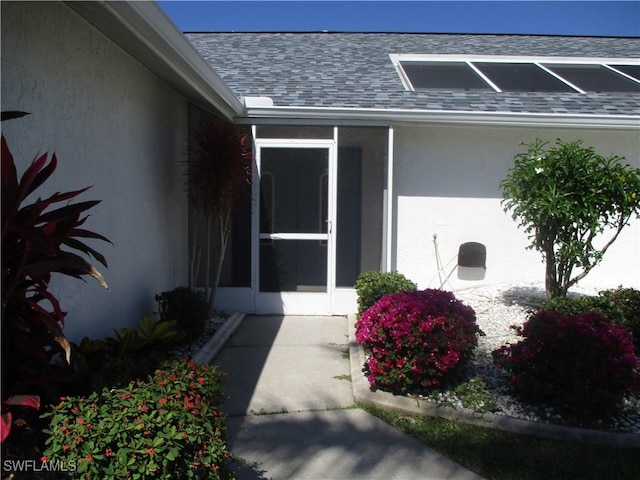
left=493, top=310, right=640, bottom=420
left=355, top=289, right=481, bottom=395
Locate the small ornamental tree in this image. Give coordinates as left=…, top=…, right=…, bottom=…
left=500, top=139, right=640, bottom=299
left=186, top=120, right=252, bottom=312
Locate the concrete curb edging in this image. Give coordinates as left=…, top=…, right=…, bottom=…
left=348, top=314, right=640, bottom=449
left=193, top=312, right=246, bottom=364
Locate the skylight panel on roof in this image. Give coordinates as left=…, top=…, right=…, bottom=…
left=400, top=62, right=492, bottom=91
left=394, top=55, right=640, bottom=94
left=543, top=64, right=640, bottom=93
left=473, top=62, right=576, bottom=93
left=609, top=65, right=640, bottom=83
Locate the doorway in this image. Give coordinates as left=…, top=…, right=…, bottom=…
left=212, top=125, right=391, bottom=315
left=255, top=141, right=336, bottom=313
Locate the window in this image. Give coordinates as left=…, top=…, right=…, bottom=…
left=543, top=64, right=640, bottom=92
left=611, top=64, right=640, bottom=80
left=393, top=55, right=640, bottom=94
left=401, top=62, right=492, bottom=91
left=473, top=62, right=576, bottom=92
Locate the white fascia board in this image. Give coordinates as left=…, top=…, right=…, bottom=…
left=244, top=105, right=640, bottom=129
left=389, top=53, right=640, bottom=65
left=107, top=2, right=245, bottom=117
left=70, top=1, right=245, bottom=120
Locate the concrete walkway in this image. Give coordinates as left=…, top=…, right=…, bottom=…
left=213, top=315, right=484, bottom=480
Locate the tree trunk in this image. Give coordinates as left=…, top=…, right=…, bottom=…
left=208, top=211, right=232, bottom=314
left=205, top=215, right=213, bottom=310
left=544, top=242, right=561, bottom=299
left=189, top=215, right=200, bottom=289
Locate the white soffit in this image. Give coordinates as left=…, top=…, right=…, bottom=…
left=66, top=1, right=245, bottom=120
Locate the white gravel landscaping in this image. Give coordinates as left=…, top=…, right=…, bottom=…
left=447, top=283, right=640, bottom=434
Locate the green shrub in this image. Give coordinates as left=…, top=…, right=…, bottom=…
left=542, top=287, right=640, bottom=351
left=42, top=359, right=232, bottom=479
left=600, top=287, right=640, bottom=351
left=71, top=317, right=186, bottom=393
left=354, top=271, right=417, bottom=315
left=155, top=287, right=209, bottom=342
left=72, top=341, right=165, bottom=394
left=493, top=310, right=640, bottom=420
left=542, top=295, right=616, bottom=319
left=114, top=317, right=185, bottom=353
left=355, top=289, right=480, bottom=395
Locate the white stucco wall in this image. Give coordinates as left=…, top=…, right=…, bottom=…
left=1, top=2, right=190, bottom=341
left=394, top=124, right=640, bottom=295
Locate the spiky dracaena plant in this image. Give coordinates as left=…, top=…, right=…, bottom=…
left=1, top=115, right=110, bottom=443
left=186, top=120, right=252, bottom=311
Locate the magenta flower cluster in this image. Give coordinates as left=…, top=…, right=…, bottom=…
left=493, top=310, right=640, bottom=419
left=355, top=289, right=480, bottom=395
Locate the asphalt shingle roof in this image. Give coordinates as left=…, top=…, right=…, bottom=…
left=187, top=33, right=640, bottom=115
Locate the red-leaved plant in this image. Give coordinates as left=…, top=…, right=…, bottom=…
left=355, top=289, right=480, bottom=395
left=187, top=119, right=252, bottom=311
left=493, top=310, right=640, bottom=420
left=1, top=113, right=110, bottom=446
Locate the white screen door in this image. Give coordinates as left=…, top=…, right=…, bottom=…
left=254, top=140, right=336, bottom=314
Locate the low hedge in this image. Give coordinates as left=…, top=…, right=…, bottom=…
left=354, top=271, right=417, bottom=315
left=41, top=359, right=233, bottom=479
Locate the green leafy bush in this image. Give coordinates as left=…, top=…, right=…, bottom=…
left=542, top=287, right=640, bottom=350
left=114, top=316, right=185, bottom=353
left=42, top=359, right=233, bottom=479
left=493, top=310, right=640, bottom=420
left=72, top=342, right=164, bottom=395
left=355, top=289, right=480, bottom=395
left=155, top=287, right=209, bottom=342
left=600, top=287, right=640, bottom=351
left=71, top=317, right=186, bottom=393
left=542, top=295, right=616, bottom=320
left=354, top=271, right=417, bottom=315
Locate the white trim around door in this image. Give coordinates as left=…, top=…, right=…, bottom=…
left=252, top=137, right=337, bottom=314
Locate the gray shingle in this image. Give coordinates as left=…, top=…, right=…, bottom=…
left=187, top=33, right=640, bottom=115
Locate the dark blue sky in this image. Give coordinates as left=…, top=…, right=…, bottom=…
left=157, top=1, right=640, bottom=36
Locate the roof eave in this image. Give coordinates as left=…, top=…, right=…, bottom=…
left=244, top=105, right=640, bottom=129
left=67, top=1, right=245, bottom=120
